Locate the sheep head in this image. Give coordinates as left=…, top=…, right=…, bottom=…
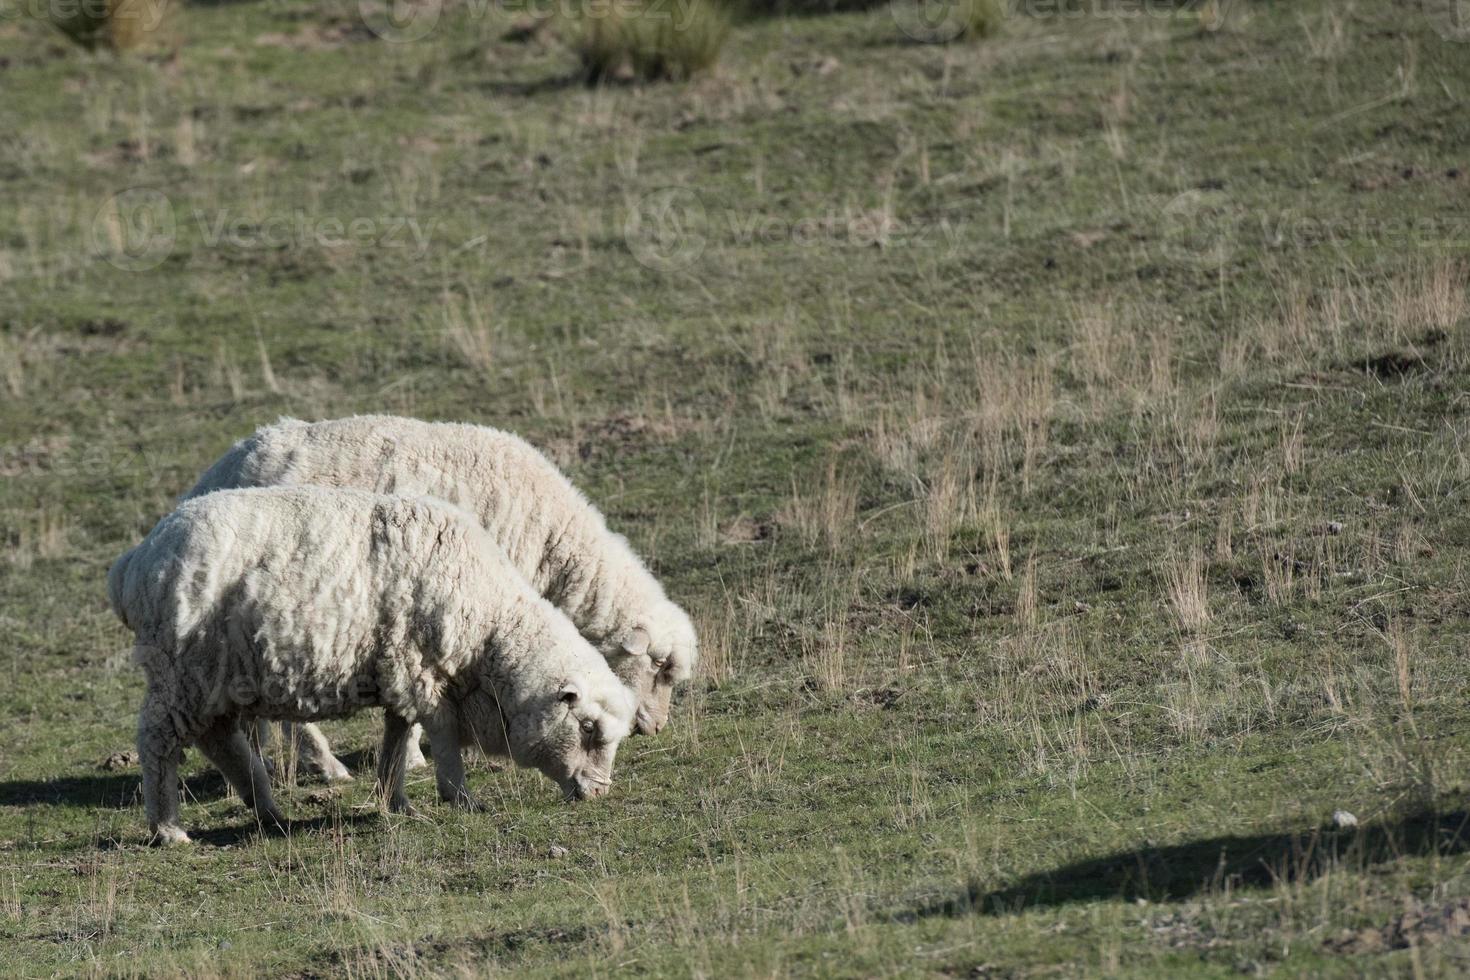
left=609, top=600, right=698, bottom=736
left=508, top=677, right=635, bottom=802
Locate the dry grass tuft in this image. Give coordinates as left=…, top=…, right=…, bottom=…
left=1391, top=260, right=1467, bottom=338
left=805, top=609, right=850, bottom=692
left=1163, top=548, right=1210, bottom=633
left=694, top=595, right=747, bottom=687
left=5, top=508, right=70, bottom=569
left=442, top=291, right=498, bottom=378
left=211, top=340, right=245, bottom=402
left=1380, top=618, right=1414, bottom=712
left=1016, top=551, right=1038, bottom=627
left=563, top=0, right=729, bottom=84
left=50, top=0, right=171, bottom=51
left=781, top=457, right=859, bottom=550
left=1260, top=539, right=1297, bottom=607
left=1279, top=410, right=1305, bottom=476
left=971, top=351, right=1054, bottom=493
left=0, top=333, right=27, bottom=399
left=921, top=446, right=973, bottom=563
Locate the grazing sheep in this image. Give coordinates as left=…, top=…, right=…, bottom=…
left=108, top=487, right=635, bottom=845
left=185, top=414, right=698, bottom=774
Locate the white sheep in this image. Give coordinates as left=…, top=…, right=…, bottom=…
left=108, top=486, right=635, bottom=845
left=185, top=414, right=698, bottom=776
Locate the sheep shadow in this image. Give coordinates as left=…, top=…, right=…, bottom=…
left=0, top=747, right=382, bottom=810
left=896, top=803, right=1470, bottom=920
left=0, top=770, right=230, bottom=810
left=480, top=73, right=588, bottom=98
left=189, top=811, right=381, bottom=848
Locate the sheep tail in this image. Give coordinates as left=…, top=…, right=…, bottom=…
left=106, top=545, right=137, bottom=630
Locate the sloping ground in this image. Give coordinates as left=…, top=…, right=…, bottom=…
left=1, top=0, right=1469, bottom=974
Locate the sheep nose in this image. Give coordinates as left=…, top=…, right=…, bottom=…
left=573, top=778, right=610, bottom=801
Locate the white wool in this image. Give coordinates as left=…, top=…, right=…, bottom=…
left=109, top=486, right=634, bottom=842
left=186, top=415, right=698, bottom=731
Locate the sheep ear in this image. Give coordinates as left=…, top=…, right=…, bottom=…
left=558, top=683, right=581, bottom=705
left=620, top=627, right=651, bottom=658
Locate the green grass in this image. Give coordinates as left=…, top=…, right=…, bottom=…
left=3, top=0, right=1470, bottom=975
left=561, top=0, right=731, bottom=82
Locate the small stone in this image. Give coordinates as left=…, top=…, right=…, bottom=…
left=1332, top=809, right=1358, bottom=829
left=1326, top=521, right=1344, bottom=535
left=547, top=844, right=569, bottom=859
left=100, top=751, right=137, bottom=772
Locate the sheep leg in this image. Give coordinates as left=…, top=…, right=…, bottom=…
left=425, top=710, right=483, bottom=811
left=138, top=691, right=189, bottom=846
left=284, top=722, right=353, bottom=783
left=196, top=717, right=286, bottom=832
left=376, top=711, right=417, bottom=815
left=249, top=718, right=278, bottom=778
left=404, top=724, right=428, bottom=771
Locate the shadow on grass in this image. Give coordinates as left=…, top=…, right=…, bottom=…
left=190, top=811, right=381, bottom=848
left=480, top=73, right=588, bottom=97
left=0, top=770, right=235, bottom=809
left=899, top=804, right=1470, bottom=919
left=0, top=749, right=388, bottom=810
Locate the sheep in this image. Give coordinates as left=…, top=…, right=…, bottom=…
left=107, top=486, right=636, bottom=845
left=184, top=414, right=698, bottom=776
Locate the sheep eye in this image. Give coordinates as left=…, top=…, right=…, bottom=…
left=580, top=719, right=595, bottom=734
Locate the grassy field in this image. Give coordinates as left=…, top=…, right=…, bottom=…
left=3, top=0, right=1470, bottom=974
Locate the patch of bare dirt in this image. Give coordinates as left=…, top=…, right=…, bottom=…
left=1326, top=898, right=1470, bottom=954
left=546, top=412, right=703, bottom=466
left=720, top=515, right=774, bottom=545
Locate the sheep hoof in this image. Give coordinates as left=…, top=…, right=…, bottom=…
left=319, top=758, right=354, bottom=783
left=150, top=825, right=192, bottom=846
left=388, top=797, right=418, bottom=816
left=447, top=793, right=486, bottom=813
